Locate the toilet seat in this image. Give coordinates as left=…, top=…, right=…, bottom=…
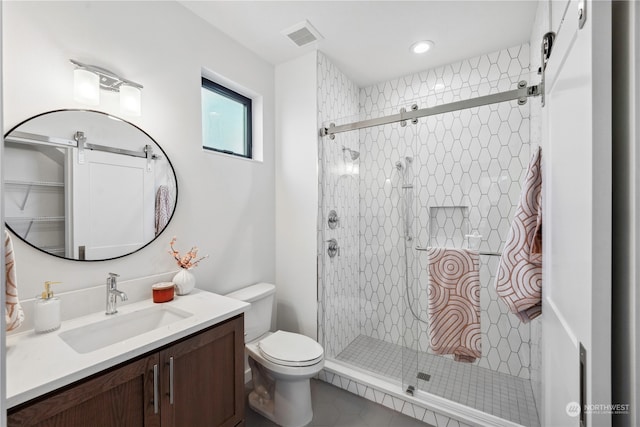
left=258, top=330, right=324, bottom=367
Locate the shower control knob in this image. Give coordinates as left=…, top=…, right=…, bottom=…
left=328, top=210, right=340, bottom=229
left=326, top=238, right=340, bottom=258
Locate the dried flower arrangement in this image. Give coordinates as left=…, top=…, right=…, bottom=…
left=169, top=237, right=209, bottom=269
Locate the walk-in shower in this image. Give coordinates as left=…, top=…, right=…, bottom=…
left=317, top=46, right=542, bottom=427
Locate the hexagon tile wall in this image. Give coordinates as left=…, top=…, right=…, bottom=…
left=317, top=51, right=361, bottom=360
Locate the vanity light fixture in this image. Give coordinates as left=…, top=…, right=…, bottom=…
left=70, top=59, right=143, bottom=116
left=119, top=83, right=142, bottom=116
left=72, top=68, right=100, bottom=105
left=410, top=40, right=434, bottom=54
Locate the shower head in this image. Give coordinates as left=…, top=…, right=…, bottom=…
left=342, top=146, right=360, bottom=161
left=396, top=157, right=413, bottom=171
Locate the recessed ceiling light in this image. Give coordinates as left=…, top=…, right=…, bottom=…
left=411, top=40, right=434, bottom=54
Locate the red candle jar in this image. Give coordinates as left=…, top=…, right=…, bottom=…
left=152, top=282, right=175, bottom=303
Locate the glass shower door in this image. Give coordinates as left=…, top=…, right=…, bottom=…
left=318, top=125, right=361, bottom=364
left=398, top=122, right=420, bottom=395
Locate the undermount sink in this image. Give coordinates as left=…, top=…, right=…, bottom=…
left=59, top=305, right=193, bottom=354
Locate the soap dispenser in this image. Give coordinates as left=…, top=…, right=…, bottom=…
left=34, top=281, right=62, bottom=333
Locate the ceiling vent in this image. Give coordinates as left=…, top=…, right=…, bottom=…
left=281, top=20, right=323, bottom=47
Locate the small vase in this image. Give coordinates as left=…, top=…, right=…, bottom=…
left=173, top=268, right=196, bottom=295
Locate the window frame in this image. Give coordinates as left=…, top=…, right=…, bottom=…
left=201, top=77, right=253, bottom=159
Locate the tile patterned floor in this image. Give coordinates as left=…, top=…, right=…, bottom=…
left=245, top=378, right=433, bottom=427
left=336, top=335, right=539, bottom=427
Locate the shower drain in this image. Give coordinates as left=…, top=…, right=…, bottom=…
left=417, top=372, right=431, bottom=381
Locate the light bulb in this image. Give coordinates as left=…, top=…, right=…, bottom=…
left=410, top=40, right=434, bottom=54
left=73, top=68, right=100, bottom=105
left=120, top=84, right=142, bottom=116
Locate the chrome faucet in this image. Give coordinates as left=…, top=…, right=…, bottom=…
left=106, top=272, right=127, bottom=315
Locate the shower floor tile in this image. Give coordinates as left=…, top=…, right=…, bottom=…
left=336, top=335, right=539, bottom=427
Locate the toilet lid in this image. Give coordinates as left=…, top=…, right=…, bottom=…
left=258, top=330, right=324, bottom=367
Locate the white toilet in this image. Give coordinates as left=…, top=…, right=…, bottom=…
left=226, top=283, right=324, bottom=427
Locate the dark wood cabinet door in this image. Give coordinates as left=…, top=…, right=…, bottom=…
left=160, top=315, right=244, bottom=427
left=8, top=353, right=160, bottom=427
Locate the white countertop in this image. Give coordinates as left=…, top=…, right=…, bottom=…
left=6, top=289, right=249, bottom=408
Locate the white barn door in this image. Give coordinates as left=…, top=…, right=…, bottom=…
left=541, top=1, right=611, bottom=426
left=71, top=150, right=154, bottom=260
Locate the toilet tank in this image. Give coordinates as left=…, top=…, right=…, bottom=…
left=226, top=283, right=276, bottom=343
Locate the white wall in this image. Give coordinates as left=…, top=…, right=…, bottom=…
left=274, top=51, right=318, bottom=339
left=2, top=1, right=275, bottom=330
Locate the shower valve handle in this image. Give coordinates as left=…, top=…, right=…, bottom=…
left=326, top=239, right=340, bottom=258
left=328, top=210, right=340, bottom=229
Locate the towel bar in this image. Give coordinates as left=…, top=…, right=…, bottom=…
left=414, top=246, right=502, bottom=257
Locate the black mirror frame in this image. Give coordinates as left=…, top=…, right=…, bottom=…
left=3, top=109, right=179, bottom=262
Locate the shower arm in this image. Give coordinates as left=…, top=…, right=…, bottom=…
left=320, top=81, right=540, bottom=138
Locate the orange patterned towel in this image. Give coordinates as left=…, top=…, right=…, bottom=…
left=495, top=146, right=542, bottom=322
left=427, top=247, right=481, bottom=363
left=5, top=230, right=24, bottom=331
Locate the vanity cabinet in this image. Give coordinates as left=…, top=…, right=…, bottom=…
left=7, top=353, right=158, bottom=426
left=8, top=314, right=245, bottom=427
left=160, top=314, right=244, bottom=427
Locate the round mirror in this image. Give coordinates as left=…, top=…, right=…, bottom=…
left=4, top=110, right=178, bottom=261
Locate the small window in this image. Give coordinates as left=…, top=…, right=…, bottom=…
left=201, top=77, right=252, bottom=158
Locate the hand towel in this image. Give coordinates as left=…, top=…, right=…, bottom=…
left=5, top=230, right=24, bottom=331
left=495, top=146, right=543, bottom=322
left=155, top=185, right=172, bottom=236
left=427, top=247, right=481, bottom=363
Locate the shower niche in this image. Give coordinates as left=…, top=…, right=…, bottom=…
left=428, top=205, right=469, bottom=249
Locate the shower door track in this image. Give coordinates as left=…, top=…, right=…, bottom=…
left=320, top=82, right=541, bottom=138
